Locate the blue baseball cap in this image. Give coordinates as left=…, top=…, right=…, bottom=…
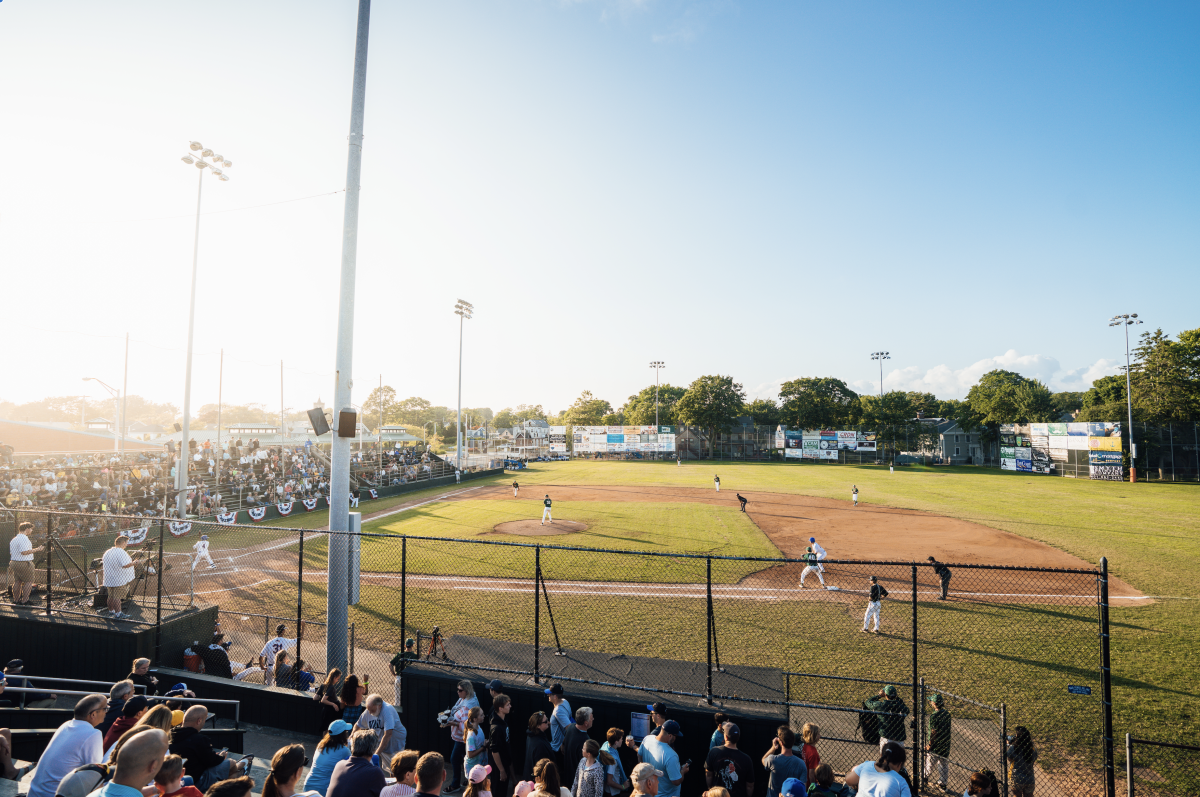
left=544, top=683, right=564, bottom=696
left=328, top=719, right=353, bottom=734
left=661, top=720, right=683, bottom=737
left=782, top=778, right=805, bottom=797
left=170, top=682, right=188, bottom=693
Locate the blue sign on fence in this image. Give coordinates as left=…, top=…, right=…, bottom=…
left=1067, top=685, right=1092, bottom=695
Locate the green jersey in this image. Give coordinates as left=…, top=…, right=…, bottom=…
left=927, top=708, right=951, bottom=757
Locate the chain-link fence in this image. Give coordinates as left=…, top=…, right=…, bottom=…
left=1121, top=736, right=1200, bottom=797
left=3, top=508, right=1126, bottom=794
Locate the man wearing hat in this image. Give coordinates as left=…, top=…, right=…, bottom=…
left=545, top=683, right=572, bottom=766
left=487, top=679, right=505, bottom=702
left=630, top=762, right=662, bottom=797
left=799, top=547, right=825, bottom=588
left=103, top=694, right=150, bottom=748
left=170, top=704, right=248, bottom=790
left=192, top=534, right=215, bottom=570
left=638, top=720, right=686, bottom=797
left=390, top=638, right=418, bottom=712
left=808, top=537, right=827, bottom=573
left=705, top=722, right=753, bottom=797
left=876, top=685, right=909, bottom=753
left=541, top=494, right=552, bottom=525
left=925, top=693, right=952, bottom=791
left=5, top=660, right=56, bottom=707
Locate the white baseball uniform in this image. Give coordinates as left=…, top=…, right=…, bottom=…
left=810, top=540, right=828, bottom=573
left=192, top=539, right=214, bottom=570
left=714, top=478, right=720, bottom=492
left=542, top=498, right=552, bottom=524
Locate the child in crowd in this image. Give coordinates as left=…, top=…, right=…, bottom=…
left=465, top=764, right=493, bottom=797
left=154, top=754, right=204, bottom=797
left=799, top=723, right=821, bottom=782
left=381, top=750, right=420, bottom=797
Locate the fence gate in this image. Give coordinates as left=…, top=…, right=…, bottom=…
left=1123, top=735, right=1200, bottom=797
left=922, top=683, right=1006, bottom=797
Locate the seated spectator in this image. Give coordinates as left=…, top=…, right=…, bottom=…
left=327, top=729, right=386, bottom=797
left=340, top=675, right=366, bottom=725
left=4, top=659, right=57, bottom=707
left=170, top=705, right=249, bottom=791
left=0, top=674, right=11, bottom=708
left=104, top=704, right=175, bottom=762
left=92, top=727, right=170, bottom=797
left=0, top=726, right=16, bottom=780
left=104, top=694, right=150, bottom=749
left=99, top=680, right=136, bottom=736
left=154, top=753, right=204, bottom=797
left=629, top=763, right=660, bottom=797
left=203, top=776, right=254, bottom=797
left=200, top=635, right=233, bottom=679
left=273, top=651, right=295, bottom=690
left=304, top=720, right=353, bottom=796
left=262, top=743, right=322, bottom=797
left=27, top=693, right=107, bottom=797
left=380, top=750, right=420, bottom=797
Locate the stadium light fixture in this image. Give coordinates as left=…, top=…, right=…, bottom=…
left=454, top=300, right=474, bottom=469
left=870, top=352, right=891, bottom=397
left=649, top=361, right=666, bottom=428
left=1108, top=313, right=1143, bottom=482
left=175, top=139, right=234, bottom=518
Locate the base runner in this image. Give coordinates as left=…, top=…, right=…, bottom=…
left=809, top=536, right=827, bottom=573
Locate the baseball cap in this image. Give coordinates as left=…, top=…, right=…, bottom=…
left=170, top=683, right=188, bottom=693
left=883, top=685, right=897, bottom=697
left=647, top=702, right=667, bottom=715
left=781, top=778, right=806, bottom=797
left=5, top=659, right=23, bottom=670
left=544, top=683, right=564, bottom=696
left=514, top=782, right=535, bottom=797
left=487, top=679, right=504, bottom=692
left=123, top=695, right=150, bottom=717
left=723, top=722, right=740, bottom=742
left=201, top=534, right=208, bottom=539
left=930, top=693, right=944, bottom=706
left=405, top=638, right=415, bottom=647
left=328, top=719, right=353, bottom=734
left=469, top=765, right=492, bottom=783
left=809, top=537, right=816, bottom=543
left=661, top=720, right=683, bottom=737
left=631, top=763, right=664, bottom=788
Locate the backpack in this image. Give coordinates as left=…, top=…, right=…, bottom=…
left=858, top=698, right=883, bottom=744
left=56, top=763, right=112, bottom=797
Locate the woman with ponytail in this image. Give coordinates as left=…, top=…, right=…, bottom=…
left=262, top=743, right=321, bottom=797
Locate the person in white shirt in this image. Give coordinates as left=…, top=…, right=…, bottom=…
left=192, top=535, right=215, bottom=570
left=8, top=521, right=43, bottom=605
left=102, top=535, right=137, bottom=619
left=259, top=623, right=301, bottom=684
left=26, top=693, right=107, bottom=797
left=808, top=537, right=828, bottom=574
left=844, top=741, right=911, bottom=797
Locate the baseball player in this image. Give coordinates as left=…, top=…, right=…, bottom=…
left=799, top=546, right=825, bottom=587
left=541, top=494, right=552, bottom=525
left=259, top=623, right=301, bottom=683
left=714, top=475, right=720, bottom=492
left=928, top=556, right=952, bottom=600
left=736, top=493, right=747, bottom=512
left=192, top=534, right=215, bottom=570
left=863, top=576, right=888, bottom=634
left=852, top=485, right=859, bottom=507
left=513, top=481, right=520, bottom=497
left=809, top=536, right=827, bottom=573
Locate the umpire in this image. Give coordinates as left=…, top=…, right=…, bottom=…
left=928, top=556, right=952, bottom=601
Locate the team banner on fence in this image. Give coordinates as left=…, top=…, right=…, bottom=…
left=169, top=521, right=192, bottom=537
left=277, top=502, right=294, bottom=516
left=125, top=524, right=150, bottom=545
left=248, top=507, right=267, bottom=522
left=216, top=511, right=237, bottom=525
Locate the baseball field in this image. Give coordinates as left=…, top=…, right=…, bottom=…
left=179, top=458, right=1197, bottom=793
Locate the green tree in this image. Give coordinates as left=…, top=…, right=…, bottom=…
left=601, top=410, right=625, bottom=426
left=1076, top=376, right=1128, bottom=422
left=744, top=398, right=781, bottom=427
left=564, top=391, right=614, bottom=427
left=904, top=392, right=940, bottom=419
left=395, top=397, right=433, bottom=425
left=1130, top=328, right=1197, bottom=424
left=675, top=375, right=746, bottom=457
left=778, top=377, right=859, bottom=429
left=965, top=369, right=1056, bottom=460
left=1050, top=391, right=1084, bottom=418
left=362, top=385, right=399, bottom=430
left=493, top=408, right=516, bottom=430
left=622, top=385, right=687, bottom=426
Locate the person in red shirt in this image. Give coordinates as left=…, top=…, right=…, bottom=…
left=155, top=754, right=204, bottom=797
left=799, top=724, right=820, bottom=784
left=104, top=695, right=150, bottom=749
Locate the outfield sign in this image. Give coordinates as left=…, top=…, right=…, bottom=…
left=1067, top=685, right=1092, bottom=695
left=1001, top=422, right=1122, bottom=480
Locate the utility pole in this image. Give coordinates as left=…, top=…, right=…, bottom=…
left=215, top=350, right=223, bottom=502
left=121, top=333, right=129, bottom=461
left=1109, top=314, right=1143, bottom=482
left=870, top=351, right=890, bottom=397
left=650, top=361, right=665, bottom=428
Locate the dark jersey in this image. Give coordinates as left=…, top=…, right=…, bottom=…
left=932, top=562, right=952, bottom=580
left=544, top=498, right=551, bottom=507
left=869, top=584, right=888, bottom=602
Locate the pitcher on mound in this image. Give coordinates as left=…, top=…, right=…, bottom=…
left=541, top=494, right=552, bottom=525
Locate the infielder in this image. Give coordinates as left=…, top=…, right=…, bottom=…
left=512, top=481, right=520, bottom=497
left=852, top=485, right=859, bottom=507
left=799, top=546, right=825, bottom=587
left=541, top=494, right=552, bottom=525
left=737, top=493, right=747, bottom=512
left=863, top=576, right=888, bottom=633
left=808, top=536, right=827, bottom=573
left=714, top=475, right=720, bottom=492
left=192, top=534, right=215, bottom=570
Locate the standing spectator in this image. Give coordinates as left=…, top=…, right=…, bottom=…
left=201, top=635, right=233, bottom=679
left=599, top=728, right=630, bottom=797
left=646, top=704, right=667, bottom=739
left=304, top=720, right=353, bottom=796
left=104, top=695, right=150, bottom=749
left=1006, top=727, right=1037, bottom=797
left=928, top=557, right=952, bottom=600
left=464, top=707, right=489, bottom=776
left=797, top=724, right=820, bottom=784
left=447, top=681, right=481, bottom=792
left=356, top=694, right=406, bottom=765
left=99, top=680, right=136, bottom=736
left=340, top=675, right=367, bottom=725
left=262, top=743, right=322, bottom=797
left=4, top=659, right=56, bottom=707
left=532, top=759, right=570, bottom=797
left=965, top=770, right=999, bottom=796
left=844, top=741, right=910, bottom=797
left=562, top=707, right=594, bottom=782
left=708, top=714, right=728, bottom=750
left=761, top=725, right=805, bottom=797
left=573, top=739, right=613, bottom=797
left=524, top=713, right=555, bottom=782
left=629, top=763, right=661, bottom=797
left=488, top=695, right=514, bottom=797
left=314, top=670, right=344, bottom=732
left=26, top=693, right=107, bottom=797
left=102, top=535, right=137, bottom=619
left=259, top=624, right=301, bottom=684
left=94, top=728, right=170, bottom=797
left=805, top=765, right=852, bottom=797
left=924, top=694, right=951, bottom=792
left=637, top=721, right=686, bottom=797
left=328, top=730, right=387, bottom=797
left=169, top=705, right=248, bottom=790
left=464, top=765, right=491, bottom=797
left=487, top=680, right=506, bottom=704
left=390, top=639, right=418, bottom=711
left=704, top=722, right=753, bottom=797
left=127, top=657, right=160, bottom=696
left=877, top=686, right=909, bottom=752
left=546, top=684, right=573, bottom=767
left=381, top=750, right=421, bottom=797
left=203, top=776, right=254, bottom=797
left=8, top=521, right=42, bottom=605
left=273, top=651, right=295, bottom=690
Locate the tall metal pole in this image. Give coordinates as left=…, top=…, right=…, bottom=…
left=456, top=313, right=464, bottom=470
left=176, top=168, right=204, bottom=517
left=1100, top=557, right=1115, bottom=797
left=911, top=564, right=920, bottom=794
left=378, top=374, right=383, bottom=482
left=327, top=0, right=372, bottom=677
left=280, top=360, right=286, bottom=448
left=1125, top=322, right=1135, bottom=483
left=120, top=333, right=129, bottom=461
left=215, top=350, right=223, bottom=502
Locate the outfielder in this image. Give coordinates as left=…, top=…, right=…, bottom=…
left=808, top=536, right=827, bottom=573
left=714, top=475, right=720, bottom=492
left=513, top=481, right=519, bottom=497
left=799, top=546, right=825, bottom=588
left=192, top=534, right=215, bottom=570
left=863, top=576, right=888, bottom=633
left=541, top=494, right=552, bottom=525
left=852, top=485, right=859, bottom=507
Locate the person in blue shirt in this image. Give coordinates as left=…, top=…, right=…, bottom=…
left=638, top=721, right=687, bottom=797
left=305, top=721, right=353, bottom=796
left=546, top=683, right=572, bottom=761
left=96, top=728, right=170, bottom=797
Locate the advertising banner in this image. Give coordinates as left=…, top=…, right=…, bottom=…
left=1001, top=458, right=1017, bottom=471
left=839, top=440, right=858, bottom=451
left=550, top=444, right=567, bottom=452
left=607, top=426, right=623, bottom=434
left=1030, top=423, right=1049, bottom=436
left=802, top=448, right=819, bottom=459
left=1068, top=435, right=1090, bottom=450
left=1089, top=436, right=1121, bottom=451
left=1048, top=423, right=1069, bottom=436
left=1015, top=447, right=1032, bottom=461
left=858, top=432, right=877, bottom=442
left=1016, top=459, right=1033, bottom=472
left=1089, top=451, right=1123, bottom=464
left=592, top=442, right=607, bottom=453
left=837, top=431, right=857, bottom=442
left=856, top=441, right=878, bottom=452
left=803, top=429, right=822, bottom=439
left=803, top=439, right=820, bottom=451
left=607, top=434, right=623, bottom=443
left=784, top=448, right=803, bottom=459
left=1089, top=422, right=1120, bottom=437
left=1000, top=434, right=1017, bottom=447
left=1067, top=423, right=1089, bottom=436
left=549, top=426, right=566, bottom=435
left=1000, top=446, right=1016, bottom=459
left=1050, top=447, right=1069, bottom=462
left=658, top=434, right=675, bottom=451
left=820, top=430, right=837, bottom=440
left=818, top=449, right=839, bottom=460
left=659, top=426, right=676, bottom=435
left=775, top=427, right=785, bottom=449
left=1090, top=464, right=1124, bottom=481
left=818, top=439, right=839, bottom=450
left=1049, top=435, right=1069, bottom=449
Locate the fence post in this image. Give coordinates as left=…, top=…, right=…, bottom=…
left=296, top=530, right=305, bottom=668
left=350, top=621, right=356, bottom=674
left=534, top=545, right=541, bottom=683
left=155, top=518, right=165, bottom=662
left=911, top=564, right=919, bottom=794
left=1100, top=557, right=1115, bottom=797
left=1125, top=734, right=1133, bottom=797
left=44, top=512, right=53, bottom=616
left=400, top=537, right=407, bottom=649
left=918, top=677, right=925, bottom=778
left=706, top=556, right=713, bottom=706
left=1001, top=702, right=1008, bottom=797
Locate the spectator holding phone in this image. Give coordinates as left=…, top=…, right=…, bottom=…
left=169, top=705, right=249, bottom=791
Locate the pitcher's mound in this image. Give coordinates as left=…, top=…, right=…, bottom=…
left=490, top=520, right=588, bottom=537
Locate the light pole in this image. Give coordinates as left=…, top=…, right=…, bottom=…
left=870, top=352, right=890, bottom=397
left=83, top=378, right=121, bottom=455
left=176, top=141, right=233, bottom=517
left=649, top=361, right=666, bottom=428
left=454, top=300, right=474, bottom=470
left=1109, top=313, right=1143, bottom=482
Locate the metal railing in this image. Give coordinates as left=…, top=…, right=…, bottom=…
left=1124, top=734, right=1200, bottom=797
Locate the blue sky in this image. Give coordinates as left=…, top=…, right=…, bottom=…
left=1, top=0, right=1196, bottom=415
